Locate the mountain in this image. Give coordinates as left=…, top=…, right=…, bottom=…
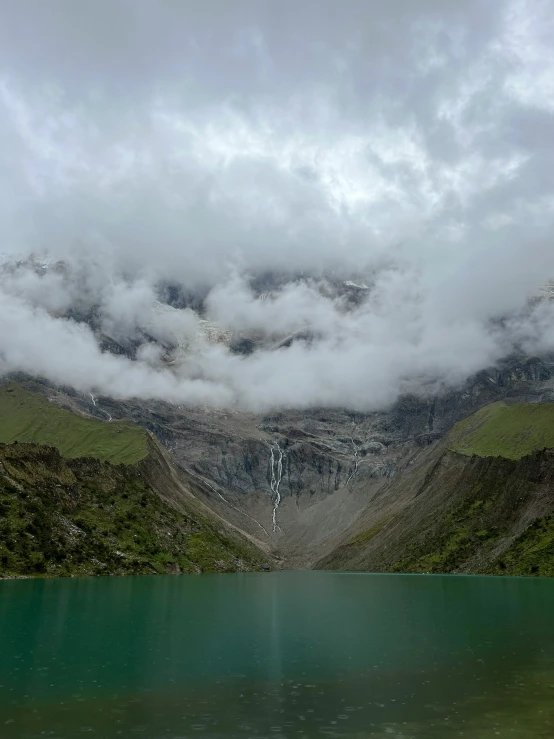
left=3, top=349, right=554, bottom=575
left=2, top=257, right=554, bottom=576
left=0, top=384, right=266, bottom=578
left=318, top=402, right=554, bottom=577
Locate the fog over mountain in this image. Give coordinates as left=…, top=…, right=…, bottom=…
left=1, top=0, right=554, bottom=410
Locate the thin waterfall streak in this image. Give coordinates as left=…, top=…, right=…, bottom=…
left=269, top=442, right=284, bottom=533
left=89, top=393, right=112, bottom=421
left=346, top=437, right=359, bottom=485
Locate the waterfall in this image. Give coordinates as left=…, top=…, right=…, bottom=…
left=89, top=393, right=112, bottom=422
left=346, top=438, right=359, bottom=485
left=269, top=442, right=284, bottom=532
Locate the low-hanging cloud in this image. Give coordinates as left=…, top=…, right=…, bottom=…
left=1, top=0, right=554, bottom=411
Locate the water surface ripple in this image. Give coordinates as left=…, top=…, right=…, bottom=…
left=1, top=571, right=553, bottom=737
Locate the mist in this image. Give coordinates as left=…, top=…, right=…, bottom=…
left=1, top=0, right=554, bottom=411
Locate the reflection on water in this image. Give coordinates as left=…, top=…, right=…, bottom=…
left=0, top=572, right=553, bottom=737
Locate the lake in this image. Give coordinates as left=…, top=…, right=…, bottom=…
left=0, top=571, right=553, bottom=738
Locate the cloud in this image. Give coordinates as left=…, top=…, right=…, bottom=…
left=0, top=286, right=233, bottom=406
left=0, top=0, right=554, bottom=411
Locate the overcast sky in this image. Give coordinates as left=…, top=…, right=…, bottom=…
left=1, top=0, right=554, bottom=409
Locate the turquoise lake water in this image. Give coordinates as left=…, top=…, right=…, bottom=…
left=1, top=571, right=553, bottom=737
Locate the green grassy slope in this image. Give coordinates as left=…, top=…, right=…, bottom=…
left=388, top=452, right=554, bottom=578
left=0, top=384, right=147, bottom=465
left=490, top=513, right=554, bottom=577
left=321, top=447, right=554, bottom=577
left=321, top=401, right=554, bottom=577
left=448, top=401, right=554, bottom=460
left=0, top=442, right=263, bottom=577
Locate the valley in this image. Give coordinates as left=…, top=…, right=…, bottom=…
left=2, top=350, right=554, bottom=578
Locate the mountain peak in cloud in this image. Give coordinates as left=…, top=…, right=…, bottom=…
left=1, top=1, right=554, bottom=410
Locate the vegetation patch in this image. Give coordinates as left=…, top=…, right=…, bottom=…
left=0, top=383, right=147, bottom=465
left=347, top=516, right=395, bottom=547
left=448, top=401, right=554, bottom=460
left=490, top=515, right=554, bottom=578
left=0, top=442, right=262, bottom=578
left=391, top=482, right=507, bottom=574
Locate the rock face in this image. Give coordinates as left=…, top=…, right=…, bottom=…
left=35, top=352, right=554, bottom=566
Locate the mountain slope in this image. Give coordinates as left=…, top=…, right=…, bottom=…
left=449, top=401, right=554, bottom=460
left=0, top=383, right=147, bottom=464
left=0, top=383, right=267, bottom=577
left=319, top=402, right=554, bottom=577
left=0, top=441, right=266, bottom=578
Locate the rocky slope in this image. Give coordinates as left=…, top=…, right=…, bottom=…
left=318, top=403, right=554, bottom=576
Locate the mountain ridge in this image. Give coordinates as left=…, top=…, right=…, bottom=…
left=0, top=388, right=269, bottom=578
left=319, top=405, right=554, bottom=576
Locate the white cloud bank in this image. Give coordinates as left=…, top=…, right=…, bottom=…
left=1, top=0, right=554, bottom=411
